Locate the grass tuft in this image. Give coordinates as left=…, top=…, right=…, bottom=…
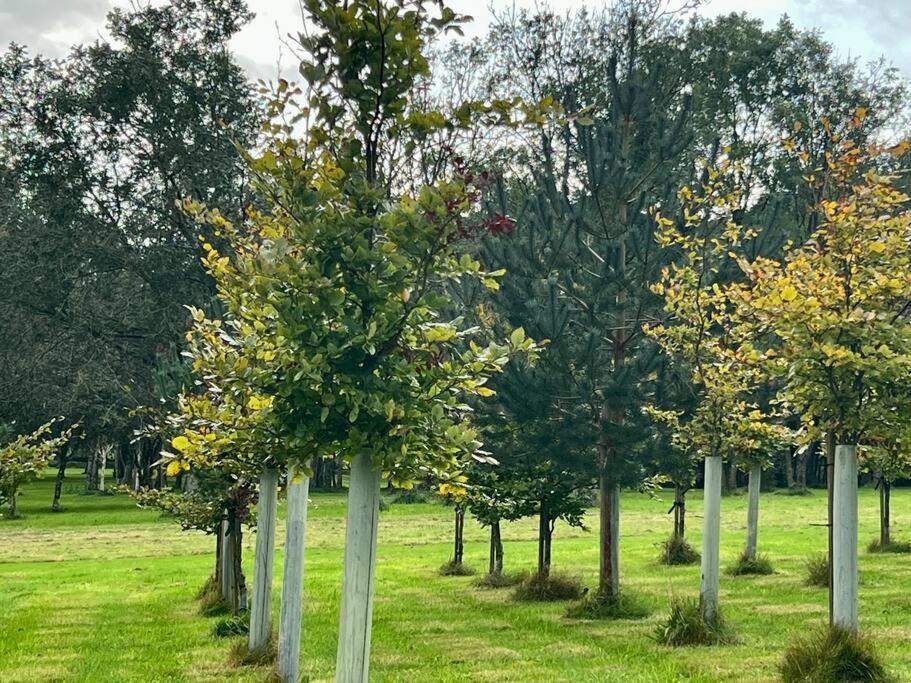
left=438, top=560, right=476, bottom=576
left=513, top=571, right=583, bottom=602
left=229, top=633, right=277, bottom=667
left=658, top=535, right=700, bottom=565
left=867, top=538, right=911, bottom=554
left=655, top=598, right=734, bottom=646
left=727, top=552, right=774, bottom=576
left=780, top=625, right=892, bottom=682
left=197, top=576, right=231, bottom=616
left=777, top=486, right=812, bottom=497
left=804, top=553, right=830, bottom=587
left=473, top=571, right=526, bottom=589
left=566, top=590, right=650, bottom=620
left=212, top=612, right=249, bottom=638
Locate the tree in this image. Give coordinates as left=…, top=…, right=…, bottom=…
left=860, top=438, right=911, bottom=550
left=0, top=0, right=258, bottom=481
left=0, top=420, right=74, bottom=518
left=647, top=160, right=786, bottom=626
left=737, top=127, right=911, bottom=631
left=176, top=1, right=541, bottom=678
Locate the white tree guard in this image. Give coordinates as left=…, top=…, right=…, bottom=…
left=745, top=464, right=761, bottom=559
left=335, top=452, right=381, bottom=683
left=833, top=444, right=859, bottom=630
left=700, top=454, right=722, bottom=622
left=278, top=465, right=311, bottom=683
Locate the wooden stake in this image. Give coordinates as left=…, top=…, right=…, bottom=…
left=278, top=464, right=311, bottom=683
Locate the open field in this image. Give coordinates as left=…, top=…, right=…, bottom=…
left=2, top=476, right=911, bottom=682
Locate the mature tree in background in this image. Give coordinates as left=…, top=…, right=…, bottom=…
left=0, top=0, right=259, bottom=493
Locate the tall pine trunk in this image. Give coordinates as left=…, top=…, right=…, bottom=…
left=249, top=468, right=278, bottom=652
left=335, top=452, right=381, bottom=683
left=278, top=464, right=311, bottom=683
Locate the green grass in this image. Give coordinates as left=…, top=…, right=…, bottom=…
left=2, top=473, right=911, bottom=681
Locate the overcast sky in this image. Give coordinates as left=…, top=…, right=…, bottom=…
left=2, top=0, right=909, bottom=82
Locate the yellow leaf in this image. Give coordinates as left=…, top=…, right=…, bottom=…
left=166, top=460, right=182, bottom=477
left=171, top=435, right=191, bottom=453
left=780, top=285, right=798, bottom=302
left=475, top=386, right=496, bottom=397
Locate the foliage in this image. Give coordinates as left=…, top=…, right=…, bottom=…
left=658, top=535, right=700, bottom=566
left=0, top=0, right=257, bottom=446
left=780, top=626, right=892, bottom=682
left=655, top=598, right=734, bottom=646
left=805, top=554, right=830, bottom=588
left=512, top=571, right=583, bottom=602
left=173, top=0, right=541, bottom=485
left=0, top=420, right=75, bottom=517
left=738, top=127, right=911, bottom=445
left=727, top=552, right=774, bottom=576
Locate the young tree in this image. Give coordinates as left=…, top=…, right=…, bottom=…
left=0, top=420, right=74, bottom=518
left=178, top=1, right=541, bottom=678
left=648, top=161, right=785, bottom=626
left=860, top=438, right=911, bottom=551
left=738, top=128, right=911, bottom=631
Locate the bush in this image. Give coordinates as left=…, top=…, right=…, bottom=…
left=867, top=539, right=911, bottom=554
left=513, top=571, right=583, bottom=602
left=473, top=571, right=526, bottom=589
left=727, top=552, right=774, bottom=576
left=779, top=625, right=892, bottom=682
left=438, top=560, right=476, bottom=577
left=658, top=535, right=700, bottom=566
left=566, top=590, right=650, bottom=620
left=212, top=612, right=249, bottom=638
left=655, top=598, right=734, bottom=646
left=229, top=633, right=277, bottom=667
left=805, top=553, right=830, bottom=588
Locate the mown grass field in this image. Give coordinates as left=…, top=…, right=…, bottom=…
left=2, top=474, right=911, bottom=682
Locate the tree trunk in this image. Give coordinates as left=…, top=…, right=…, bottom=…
left=335, top=452, right=381, bottom=683
left=85, top=451, right=97, bottom=493
left=796, top=449, right=808, bottom=489
left=249, top=468, right=278, bottom=652
left=453, top=505, right=465, bottom=565
left=488, top=521, right=503, bottom=576
left=215, top=525, right=223, bottom=588
left=700, top=454, right=722, bottom=623
left=784, top=447, right=795, bottom=490
left=221, top=512, right=247, bottom=614
left=52, top=447, right=69, bottom=512
left=7, top=487, right=17, bottom=518
left=673, top=484, right=686, bottom=539
left=880, top=477, right=891, bottom=547
left=278, top=464, right=311, bottom=683
left=745, top=465, right=761, bottom=560
left=833, top=444, right=858, bottom=631
left=726, top=462, right=738, bottom=494
left=97, top=443, right=109, bottom=493
left=598, top=471, right=620, bottom=597
left=537, top=503, right=552, bottom=578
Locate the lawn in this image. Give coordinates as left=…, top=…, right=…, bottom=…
left=2, top=474, right=910, bottom=682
